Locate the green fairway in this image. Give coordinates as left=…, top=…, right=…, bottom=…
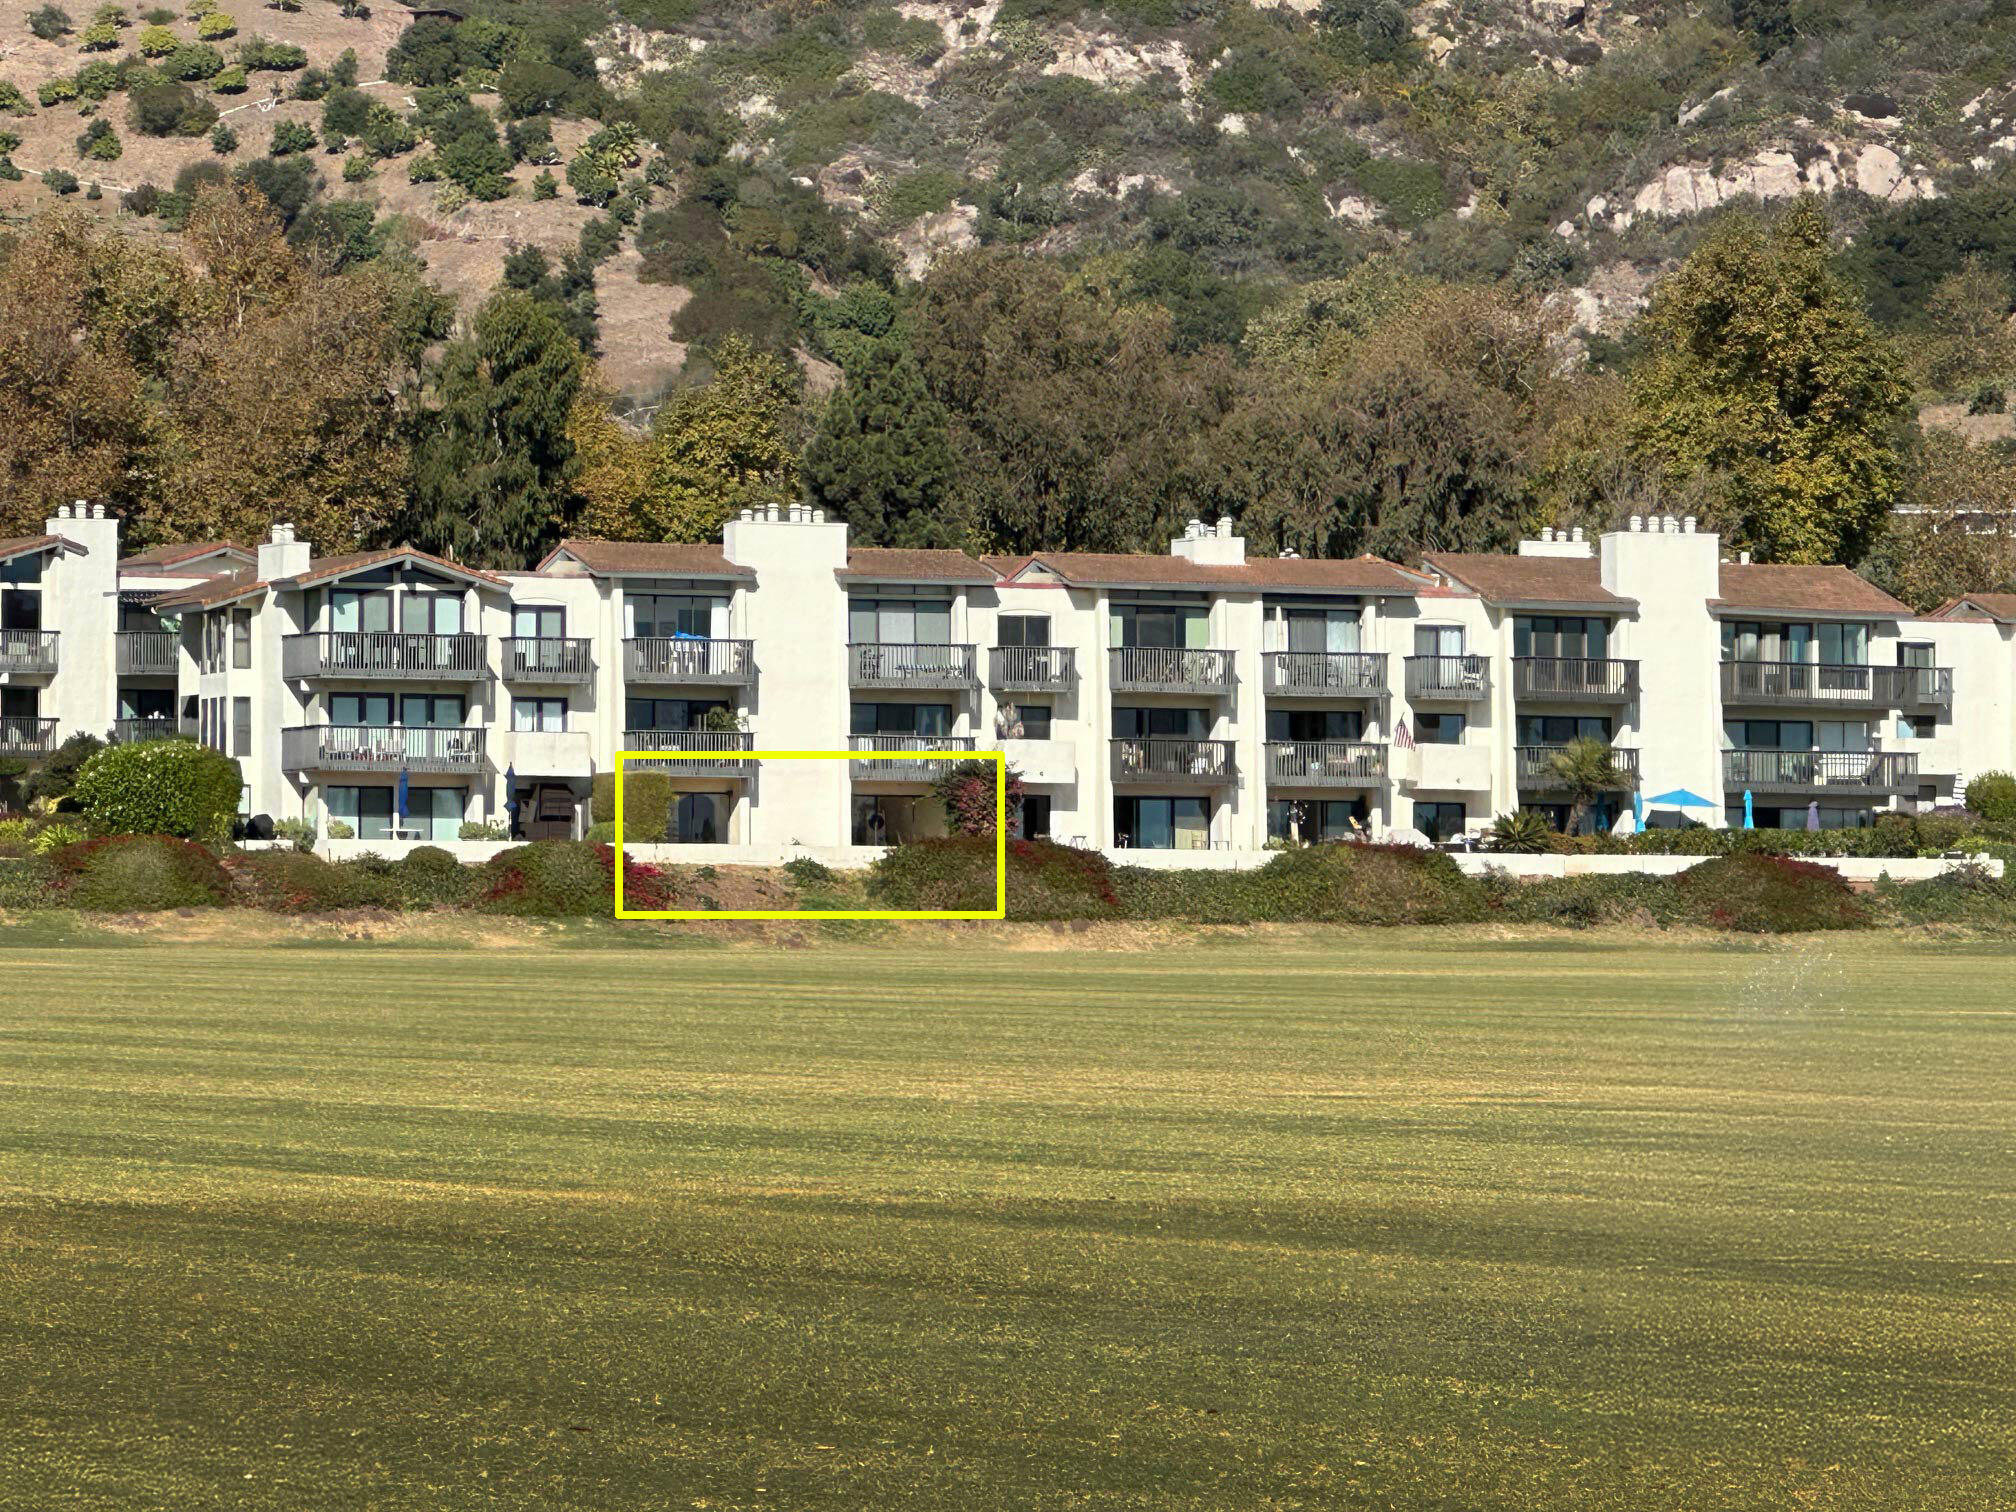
left=0, top=930, right=2012, bottom=1510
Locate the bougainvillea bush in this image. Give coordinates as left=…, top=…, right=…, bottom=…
left=932, top=760, right=1026, bottom=838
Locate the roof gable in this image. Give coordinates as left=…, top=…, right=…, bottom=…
left=536, top=539, right=755, bottom=578
left=1713, top=563, right=1910, bottom=619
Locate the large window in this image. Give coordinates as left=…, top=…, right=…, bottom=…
left=1112, top=706, right=1208, bottom=739
left=401, top=593, right=464, bottom=636
left=232, top=696, right=251, bottom=757
left=330, top=589, right=393, bottom=634
left=1115, top=796, right=1210, bottom=850
left=997, top=614, right=1049, bottom=647
left=1517, top=714, right=1611, bottom=745
left=1720, top=621, right=1870, bottom=664
left=331, top=692, right=393, bottom=727
left=1267, top=708, right=1362, bottom=741
left=627, top=696, right=728, bottom=731
left=850, top=702, right=953, bottom=736
left=119, top=688, right=174, bottom=721
left=1, top=551, right=43, bottom=634
left=514, top=605, right=565, bottom=639
left=998, top=702, right=1052, bottom=740
left=1111, top=603, right=1208, bottom=649
left=1730, top=803, right=1874, bottom=831
left=399, top=694, right=465, bottom=728
left=627, top=593, right=724, bottom=640
left=851, top=794, right=938, bottom=845
left=327, top=785, right=395, bottom=840
left=1414, top=802, right=1467, bottom=843
left=1270, top=606, right=1360, bottom=653
left=849, top=598, right=952, bottom=645
left=512, top=697, right=567, bottom=733
left=231, top=608, right=252, bottom=669
left=1415, top=712, right=1465, bottom=744
left=1019, top=794, right=1052, bottom=839
left=1268, top=796, right=1368, bottom=844
left=670, top=792, right=725, bottom=844
left=1514, top=615, right=1608, bottom=659
left=1415, top=625, right=1466, bottom=657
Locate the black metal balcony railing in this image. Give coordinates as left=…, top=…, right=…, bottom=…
left=1109, top=737, right=1237, bottom=786
left=0, top=715, right=58, bottom=754
left=116, top=631, right=176, bottom=676
left=621, top=729, right=756, bottom=774
left=1513, top=656, right=1639, bottom=702
left=1262, top=651, right=1386, bottom=697
left=501, top=637, right=594, bottom=684
left=283, top=631, right=488, bottom=682
left=1719, top=661, right=1953, bottom=711
left=1405, top=654, right=1490, bottom=701
left=989, top=645, right=1077, bottom=692
left=111, top=718, right=179, bottom=744
left=1516, top=745, right=1643, bottom=789
left=1265, top=740, right=1387, bottom=786
left=0, top=628, right=58, bottom=675
left=623, top=637, right=755, bottom=686
left=280, top=725, right=488, bottom=774
left=1108, top=646, right=1237, bottom=695
left=847, top=733, right=976, bottom=778
left=848, top=643, right=979, bottom=690
left=1723, top=749, right=1918, bottom=795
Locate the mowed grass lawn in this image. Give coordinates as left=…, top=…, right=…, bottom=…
left=1, top=930, right=2013, bottom=1510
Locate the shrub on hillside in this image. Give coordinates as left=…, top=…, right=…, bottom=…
left=1484, top=871, right=1684, bottom=929
left=477, top=840, right=672, bottom=916
left=226, top=848, right=392, bottom=912
left=72, top=738, right=242, bottom=840
left=394, top=844, right=479, bottom=908
left=868, top=837, right=1121, bottom=919
left=47, top=835, right=230, bottom=910
left=1965, top=772, right=2016, bottom=822
left=1873, top=863, right=2016, bottom=929
left=0, top=855, right=54, bottom=908
left=1673, top=853, right=1869, bottom=933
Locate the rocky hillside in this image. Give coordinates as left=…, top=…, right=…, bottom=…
left=3, top=0, right=2014, bottom=395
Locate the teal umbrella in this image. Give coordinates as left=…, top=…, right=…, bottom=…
left=1743, top=789, right=1754, bottom=829
left=1645, top=788, right=1715, bottom=809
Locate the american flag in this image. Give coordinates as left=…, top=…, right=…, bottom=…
left=1394, top=719, right=1415, bottom=750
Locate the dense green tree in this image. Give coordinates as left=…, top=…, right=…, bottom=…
left=803, top=337, right=960, bottom=546
left=1629, top=200, right=1912, bottom=565
left=404, top=290, right=585, bottom=568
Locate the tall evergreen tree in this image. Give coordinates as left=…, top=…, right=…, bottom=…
left=803, top=337, right=960, bottom=546
left=404, top=290, right=584, bottom=567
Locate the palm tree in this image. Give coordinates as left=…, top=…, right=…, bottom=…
left=1546, top=735, right=1625, bottom=836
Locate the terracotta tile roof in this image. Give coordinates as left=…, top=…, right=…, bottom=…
left=151, top=546, right=507, bottom=610
left=0, top=533, right=84, bottom=565
left=1419, top=553, right=1634, bottom=609
left=1713, top=564, right=1911, bottom=618
left=537, top=539, right=755, bottom=578
left=837, top=547, right=995, bottom=584
left=118, top=540, right=253, bottom=570
left=1927, top=592, right=2016, bottom=623
left=985, top=551, right=1430, bottom=594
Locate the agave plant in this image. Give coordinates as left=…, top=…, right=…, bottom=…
left=1488, top=808, right=1554, bottom=854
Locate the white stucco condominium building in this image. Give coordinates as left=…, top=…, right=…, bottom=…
left=5, top=499, right=2014, bottom=856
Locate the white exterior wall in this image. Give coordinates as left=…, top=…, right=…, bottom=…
left=37, top=505, right=120, bottom=739
left=1600, top=519, right=1724, bottom=806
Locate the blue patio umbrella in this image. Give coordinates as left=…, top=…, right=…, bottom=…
left=1645, top=788, right=1715, bottom=809
left=396, top=767, right=410, bottom=828
left=1743, top=789, right=1754, bottom=829
left=1632, top=791, right=1645, bottom=832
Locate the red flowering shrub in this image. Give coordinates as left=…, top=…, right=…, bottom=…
left=1674, top=852, right=1869, bottom=932
left=477, top=841, right=675, bottom=916
left=868, top=836, right=1120, bottom=918
left=932, top=760, right=1027, bottom=837
left=45, top=835, right=230, bottom=910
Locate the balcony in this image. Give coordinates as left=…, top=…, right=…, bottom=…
left=989, top=645, right=1076, bottom=693
left=283, top=631, right=488, bottom=682
left=501, top=637, right=594, bottom=685
left=1405, top=654, right=1490, bottom=701
left=621, top=729, right=756, bottom=775
left=1263, top=651, right=1386, bottom=697
left=0, top=629, right=58, bottom=676
left=1108, top=646, right=1236, bottom=696
left=281, top=725, right=488, bottom=774
left=116, top=631, right=176, bottom=677
left=1513, top=657, right=1639, bottom=703
left=1723, top=749, right=1918, bottom=797
left=624, top=637, right=755, bottom=687
left=1516, top=745, right=1643, bottom=790
left=848, top=733, right=975, bottom=779
left=1110, top=737, right=1236, bottom=787
left=111, top=718, right=179, bottom=744
left=0, top=716, right=57, bottom=755
left=1719, top=661, right=1952, bottom=712
left=849, top=642, right=978, bottom=691
left=1265, top=740, right=1387, bottom=787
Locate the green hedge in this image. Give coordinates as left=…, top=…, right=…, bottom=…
left=47, top=835, right=231, bottom=910
left=71, top=739, right=242, bottom=840
left=477, top=840, right=674, bottom=916
left=588, top=771, right=672, bottom=837
left=1672, top=853, right=1869, bottom=933
left=868, top=837, right=1122, bottom=919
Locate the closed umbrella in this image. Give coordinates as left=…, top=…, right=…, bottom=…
left=504, top=763, right=518, bottom=839
left=1632, top=791, right=1645, bottom=833
left=1807, top=800, right=1822, bottom=832
left=1743, top=789, right=1754, bottom=829
left=396, top=768, right=410, bottom=835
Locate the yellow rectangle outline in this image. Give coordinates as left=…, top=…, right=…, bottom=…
left=612, top=749, right=1007, bottom=920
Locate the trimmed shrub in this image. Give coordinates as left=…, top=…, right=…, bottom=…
left=72, top=738, right=242, bottom=840
left=1673, top=853, right=1869, bottom=933
left=477, top=840, right=671, bottom=916
left=48, top=835, right=230, bottom=910
left=868, top=837, right=1121, bottom=920
left=226, top=849, right=389, bottom=912
left=589, top=769, right=673, bottom=838
left=1966, top=772, right=2016, bottom=823
left=1484, top=871, right=1683, bottom=929
left=395, top=845, right=478, bottom=908
left=1245, top=842, right=1488, bottom=925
